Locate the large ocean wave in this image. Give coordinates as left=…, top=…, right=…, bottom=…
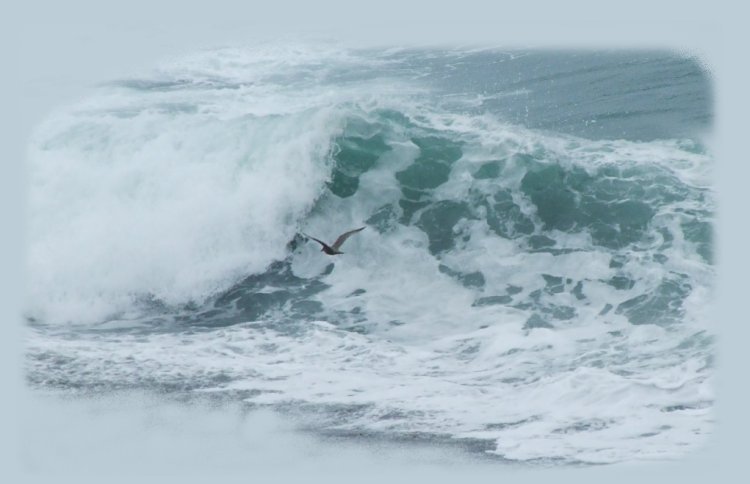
left=25, top=44, right=714, bottom=464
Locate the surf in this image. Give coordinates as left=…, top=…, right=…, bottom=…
left=25, top=44, right=715, bottom=464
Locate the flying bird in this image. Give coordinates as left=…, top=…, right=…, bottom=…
left=303, top=227, right=365, bottom=255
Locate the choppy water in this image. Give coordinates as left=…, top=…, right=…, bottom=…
left=25, top=44, right=714, bottom=465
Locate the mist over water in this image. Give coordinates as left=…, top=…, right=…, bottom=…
left=25, top=44, right=714, bottom=466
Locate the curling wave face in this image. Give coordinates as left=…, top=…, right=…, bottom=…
left=26, top=44, right=714, bottom=464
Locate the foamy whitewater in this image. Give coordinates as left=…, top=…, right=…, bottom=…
left=25, top=44, right=714, bottom=465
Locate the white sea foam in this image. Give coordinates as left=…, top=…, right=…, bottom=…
left=26, top=313, right=713, bottom=464
left=28, top=106, right=340, bottom=323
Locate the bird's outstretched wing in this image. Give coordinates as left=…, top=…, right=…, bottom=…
left=302, top=233, right=334, bottom=251
left=331, top=227, right=365, bottom=251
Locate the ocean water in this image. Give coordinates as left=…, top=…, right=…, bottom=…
left=25, top=44, right=714, bottom=466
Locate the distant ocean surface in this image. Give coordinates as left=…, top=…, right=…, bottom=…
left=25, top=44, right=714, bottom=465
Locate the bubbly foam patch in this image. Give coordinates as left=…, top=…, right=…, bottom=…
left=26, top=318, right=713, bottom=464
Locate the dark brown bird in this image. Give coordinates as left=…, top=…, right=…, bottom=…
left=303, top=227, right=365, bottom=255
